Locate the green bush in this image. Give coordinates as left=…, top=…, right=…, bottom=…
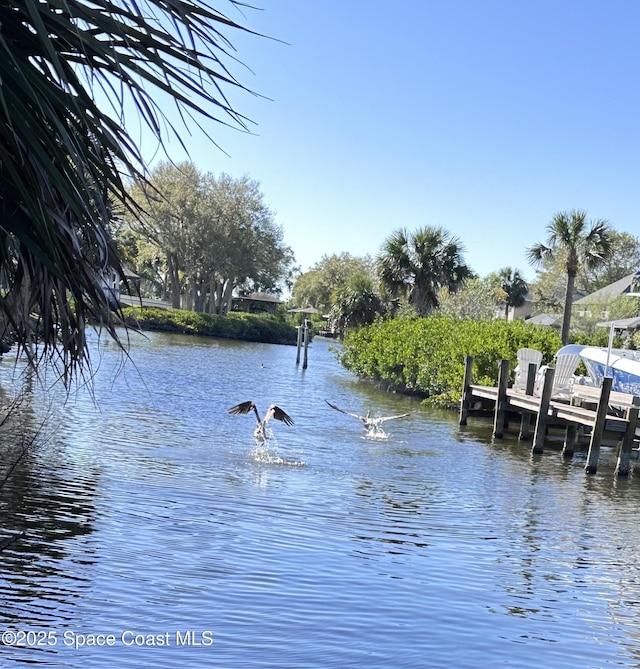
left=121, top=307, right=297, bottom=345
left=340, top=316, right=563, bottom=408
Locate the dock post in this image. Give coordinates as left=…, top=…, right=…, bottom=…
left=585, top=377, right=613, bottom=475
left=562, top=424, right=578, bottom=458
left=532, top=366, right=555, bottom=454
left=615, top=403, right=639, bottom=477
left=459, top=356, right=474, bottom=426
left=295, top=325, right=303, bottom=365
left=302, top=319, right=310, bottom=370
left=518, top=362, right=537, bottom=441
left=492, top=359, right=510, bottom=439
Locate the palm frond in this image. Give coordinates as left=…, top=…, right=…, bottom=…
left=0, top=0, right=257, bottom=382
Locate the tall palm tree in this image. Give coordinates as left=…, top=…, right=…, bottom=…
left=376, top=226, right=471, bottom=316
left=527, top=210, right=613, bottom=345
left=497, top=267, right=529, bottom=320
left=0, top=0, right=254, bottom=382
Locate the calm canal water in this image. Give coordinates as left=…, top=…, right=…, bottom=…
left=2, top=331, right=640, bottom=668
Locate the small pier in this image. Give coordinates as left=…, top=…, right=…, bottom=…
left=459, top=356, right=640, bottom=477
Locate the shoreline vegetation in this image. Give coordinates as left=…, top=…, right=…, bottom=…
left=122, top=309, right=616, bottom=410
left=339, top=316, right=567, bottom=409
left=121, top=307, right=298, bottom=346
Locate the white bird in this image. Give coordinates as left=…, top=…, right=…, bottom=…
left=325, top=400, right=411, bottom=435
left=228, top=401, right=294, bottom=443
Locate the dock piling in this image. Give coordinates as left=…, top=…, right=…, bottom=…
left=585, top=377, right=613, bottom=475
left=302, top=320, right=310, bottom=369
left=295, top=325, right=303, bottom=365
left=459, top=356, right=474, bottom=426
left=562, top=424, right=578, bottom=458
left=615, top=403, right=639, bottom=477
left=531, top=366, right=555, bottom=455
left=492, top=359, right=510, bottom=439
left=518, top=362, right=537, bottom=441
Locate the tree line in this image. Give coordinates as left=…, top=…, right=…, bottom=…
left=116, top=163, right=295, bottom=315
left=292, top=211, right=640, bottom=344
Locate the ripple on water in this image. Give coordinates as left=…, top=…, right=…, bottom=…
left=2, top=335, right=640, bottom=668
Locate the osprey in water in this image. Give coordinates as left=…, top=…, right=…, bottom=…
left=324, top=400, right=411, bottom=436
left=228, top=401, right=294, bottom=443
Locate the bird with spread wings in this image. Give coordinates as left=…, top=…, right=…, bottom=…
left=228, top=401, right=294, bottom=443
left=325, top=400, right=411, bottom=436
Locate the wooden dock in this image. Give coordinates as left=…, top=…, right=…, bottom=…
left=459, top=356, right=640, bottom=477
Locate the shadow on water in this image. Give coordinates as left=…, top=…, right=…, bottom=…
left=0, top=371, right=99, bottom=629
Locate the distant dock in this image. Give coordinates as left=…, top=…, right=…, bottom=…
left=459, top=356, right=640, bottom=477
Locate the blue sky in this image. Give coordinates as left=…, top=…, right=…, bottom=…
left=140, top=0, right=640, bottom=282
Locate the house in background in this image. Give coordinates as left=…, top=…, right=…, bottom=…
left=232, top=292, right=283, bottom=314
left=506, top=292, right=535, bottom=321
left=525, top=271, right=640, bottom=336
left=572, top=271, right=640, bottom=319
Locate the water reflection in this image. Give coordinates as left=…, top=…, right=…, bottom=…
left=0, top=378, right=98, bottom=631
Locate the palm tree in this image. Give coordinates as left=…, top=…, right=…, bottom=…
left=497, top=267, right=529, bottom=320
left=0, top=0, right=253, bottom=381
left=527, top=210, right=613, bottom=345
left=376, top=226, right=471, bottom=317
left=329, top=273, right=385, bottom=334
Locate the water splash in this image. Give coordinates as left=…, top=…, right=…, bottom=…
left=249, top=432, right=306, bottom=467
left=363, top=426, right=390, bottom=440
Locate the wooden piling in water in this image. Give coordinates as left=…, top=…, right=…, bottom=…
left=585, top=377, right=613, bottom=475
left=615, top=403, right=639, bottom=477
left=295, top=325, right=303, bottom=365
left=492, top=359, right=510, bottom=439
left=531, top=366, right=555, bottom=455
left=562, top=424, right=578, bottom=458
left=302, top=320, right=310, bottom=370
left=459, top=355, right=474, bottom=426
left=518, top=362, right=537, bottom=441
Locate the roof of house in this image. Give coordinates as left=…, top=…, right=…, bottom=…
left=233, top=292, right=283, bottom=304
left=596, top=315, right=640, bottom=330
left=287, top=307, right=319, bottom=314
left=527, top=313, right=561, bottom=327
left=573, top=272, right=640, bottom=304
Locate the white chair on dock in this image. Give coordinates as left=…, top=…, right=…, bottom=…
left=535, top=352, right=581, bottom=399
left=513, top=348, right=543, bottom=393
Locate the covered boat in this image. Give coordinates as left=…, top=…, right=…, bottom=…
left=558, top=344, right=640, bottom=396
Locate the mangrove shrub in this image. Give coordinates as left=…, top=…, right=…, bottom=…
left=340, top=316, right=562, bottom=408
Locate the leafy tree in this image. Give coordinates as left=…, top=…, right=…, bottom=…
left=528, top=254, right=569, bottom=315
left=0, top=0, right=255, bottom=379
left=292, top=254, right=373, bottom=314
left=580, top=230, right=640, bottom=293
left=494, top=267, right=529, bottom=320
left=376, top=226, right=472, bottom=317
left=527, top=210, right=613, bottom=345
left=128, top=162, right=203, bottom=308
left=437, top=277, right=500, bottom=320
left=127, top=165, right=294, bottom=314
left=207, top=174, right=295, bottom=314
